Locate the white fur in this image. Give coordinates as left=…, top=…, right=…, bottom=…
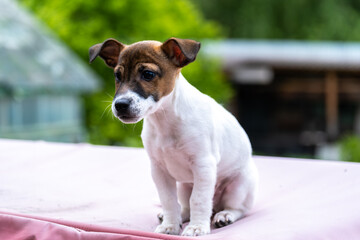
left=138, top=73, right=259, bottom=236
left=112, top=90, right=160, bottom=124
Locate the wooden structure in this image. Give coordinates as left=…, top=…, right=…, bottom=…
left=204, top=40, right=360, bottom=157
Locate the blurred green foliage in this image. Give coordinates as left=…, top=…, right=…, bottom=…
left=339, top=135, right=360, bottom=163
left=19, top=0, right=232, bottom=146
left=194, top=0, right=360, bottom=41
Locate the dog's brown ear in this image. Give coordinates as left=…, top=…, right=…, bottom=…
left=89, top=38, right=125, bottom=68
left=161, top=37, right=201, bottom=68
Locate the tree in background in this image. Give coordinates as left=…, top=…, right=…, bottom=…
left=340, top=135, right=360, bottom=163
left=194, top=0, right=360, bottom=41
left=20, top=0, right=232, bottom=146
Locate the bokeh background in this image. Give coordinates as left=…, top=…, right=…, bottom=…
left=1, top=0, right=360, bottom=162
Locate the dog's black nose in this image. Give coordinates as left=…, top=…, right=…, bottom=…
left=114, top=98, right=131, bottom=112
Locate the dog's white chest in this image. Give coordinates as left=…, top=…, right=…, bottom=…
left=143, top=123, right=194, bottom=182
left=160, top=145, right=193, bottom=182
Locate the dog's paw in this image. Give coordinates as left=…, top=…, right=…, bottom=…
left=155, top=223, right=182, bottom=235
left=213, top=211, right=235, bottom=228
left=181, top=223, right=210, bottom=236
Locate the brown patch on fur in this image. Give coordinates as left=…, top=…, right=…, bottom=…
left=114, top=41, right=180, bottom=101
left=89, top=39, right=125, bottom=68
left=90, top=38, right=200, bottom=102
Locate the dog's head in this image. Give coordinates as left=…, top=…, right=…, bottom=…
left=89, top=37, right=200, bottom=123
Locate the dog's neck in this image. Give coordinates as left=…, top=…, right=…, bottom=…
left=146, top=73, right=198, bottom=127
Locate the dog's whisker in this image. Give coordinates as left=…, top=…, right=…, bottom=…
left=105, top=92, right=114, bottom=100
left=111, top=111, right=116, bottom=120
left=107, top=107, right=114, bottom=118
left=100, top=104, right=112, bottom=119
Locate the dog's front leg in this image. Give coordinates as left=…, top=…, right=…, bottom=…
left=151, top=162, right=182, bottom=235
left=182, top=157, right=217, bottom=236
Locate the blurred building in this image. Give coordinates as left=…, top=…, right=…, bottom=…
left=0, top=0, right=100, bottom=142
left=204, top=40, right=360, bottom=159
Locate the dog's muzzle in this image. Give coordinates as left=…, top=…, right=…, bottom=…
left=113, top=98, right=140, bottom=123
left=114, top=98, right=131, bottom=113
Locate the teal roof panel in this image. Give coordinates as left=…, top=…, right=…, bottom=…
left=0, top=0, right=101, bottom=96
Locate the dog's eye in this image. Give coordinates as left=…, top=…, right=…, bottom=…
left=114, top=71, right=121, bottom=82
left=141, top=70, right=156, bottom=82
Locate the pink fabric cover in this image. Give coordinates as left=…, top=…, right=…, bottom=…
left=0, top=139, right=360, bottom=240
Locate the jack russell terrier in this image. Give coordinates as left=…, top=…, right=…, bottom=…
left=89, top=37, right=258, bottom=236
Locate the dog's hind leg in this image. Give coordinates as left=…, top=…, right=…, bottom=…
left=213, top=162, right=258, bottom=228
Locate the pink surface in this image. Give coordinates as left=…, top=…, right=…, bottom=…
left=0, top=139, right=360, bottom=240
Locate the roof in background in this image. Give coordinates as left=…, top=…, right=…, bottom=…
left=0, top=0, right=101, bottom=96
left=203, top=40, right=360, bottom=71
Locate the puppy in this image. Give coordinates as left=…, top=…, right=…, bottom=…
left=89, top=37, right=258, bottom=236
